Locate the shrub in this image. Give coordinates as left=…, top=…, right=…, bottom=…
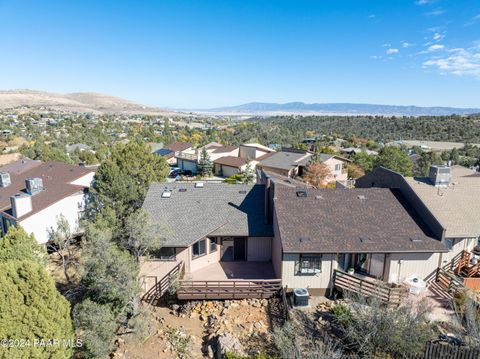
left=73, top=299, right=118, bottom=358
left=331, top=297, right=435, bottom=357
left=0, top=260, right=74, bottom=359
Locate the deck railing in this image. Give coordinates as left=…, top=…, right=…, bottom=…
left=177, top=279, right=282, bottom=300
left=175, top=151, right=197, bottom=161
left=333, top=269, right=407, bottom=305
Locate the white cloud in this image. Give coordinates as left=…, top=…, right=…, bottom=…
left=433, top=32, right=444, bottom=41
left=427, top=44, right=445, bottom=52
left=416, top=0, right=433, bottom=5
left=424, top=8, right=446, bottom=16
left=402, top=42, right=415, bottom=48
left=465, top=14, right=480, bottom=26
left=382, top=43, right=392, bottom=47
left=386, top=48, right=399, bottom=55
left=368, top=14, right=376, bottom=19
left=423, top=45, right=480, bottom=77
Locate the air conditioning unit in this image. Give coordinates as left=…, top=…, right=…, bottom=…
left=293, top=288, right=309, bottom=307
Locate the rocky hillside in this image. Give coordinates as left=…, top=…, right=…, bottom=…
left=0, top=90, right=171, bottom=114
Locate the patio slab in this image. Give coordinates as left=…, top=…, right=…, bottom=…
left=186, top=261, right=277, bottom=281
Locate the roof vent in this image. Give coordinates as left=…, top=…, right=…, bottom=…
left=357, top=195, right=366, bottom=200
left=360, top=237, right=373, bottom=243
left=298, top=236, right=311, bottom=243
left=296, top=189, right=308, bottom=197
left=0, top=172, right=11, bottom=187
left=161, top=190, right=172, bottom=198
left=410, top=238, right=423, bottom=243
left=178, top=188, right=187, bottom=192
left=315, top=195, right=323, bottom=199
left=238, top=190, right=247, bottom=194
left=25, top=177, right=44, bottom=195
left=194, top=182, right=205, bottom=188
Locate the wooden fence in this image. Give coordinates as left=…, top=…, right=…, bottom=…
left=177, top=279, right=282, bottom=300
left=333, top=269, right=407, bottom=305
left=416, top=342, right=480, bottom=359
left=141, top=261, right=184, bottom=304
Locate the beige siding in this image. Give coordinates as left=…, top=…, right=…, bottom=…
left=188, top=238, right=221, bottom=273
left=281, top=253, right=337, bottom=290
left=247, top=237, right=272, bottom=261
left=388, top=252, right=441, bottom=283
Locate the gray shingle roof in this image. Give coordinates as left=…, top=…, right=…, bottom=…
left=259, top=151, right=312, bottom=171
left=274, top=186, right=447, bottom=253
left=142, top=183, right=273, bottom=246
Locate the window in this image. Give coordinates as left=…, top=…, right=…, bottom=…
left=192, top=239, right=206, bottom=258
left=209, top=238, right=217, bottom=253
left=445, top=239, right=454, bottom=251
left=335, top=164, right=341, bottom=171
left=295, top=254, right=322, bottom=275
left=152, top=247, right=176, bottom=261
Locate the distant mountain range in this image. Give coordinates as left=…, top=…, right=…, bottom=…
left=0, top=90, right=171, bottom=115
left=201, top=102, right=480, bottom=116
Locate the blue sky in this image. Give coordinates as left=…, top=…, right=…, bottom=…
left=0, top=0, right=479, bottom=108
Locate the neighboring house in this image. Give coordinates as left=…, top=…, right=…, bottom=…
left=257, top=148, right=313, bottom=178
left=141, top=182, right=274, bottom=285
left=270, top=184, right=447, bottom=295
left=256, top=149, right=350, bottom=183
left=155, top=142, right=193, bottom=165
left=0, top=159, right=95, bottom=244
left=356, top=165, right=480, bottom=268
left=213, top=156, right=248, bottom=177
left=176, top=142, right=239, bottom=175
left=312, top=153, right=351, bottom=183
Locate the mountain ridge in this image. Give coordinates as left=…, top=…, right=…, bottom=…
left=200, top=101, right=480, bottom=116
left=0, top=89, right=172, bottom=115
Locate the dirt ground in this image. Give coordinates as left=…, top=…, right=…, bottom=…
left=118, top=299, right=275, bottom=359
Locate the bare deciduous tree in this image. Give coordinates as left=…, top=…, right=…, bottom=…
left=304, top=161, right=332, bottom=188
left=48, top=215, right=76, bottom=283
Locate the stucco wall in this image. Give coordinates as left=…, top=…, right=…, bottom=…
left=19, top=192, right=86, bottom=244
left=324, top=157, right=348, bottom=182
left=220, top=165, right=241, bottom=178
left=70, top=171, right=95, bottom=187
left=247, top=237, right=272, bottom=261
left=440, top=237, right=478, bottom=267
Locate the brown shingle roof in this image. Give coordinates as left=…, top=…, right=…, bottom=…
left=165, top=142, right=193, bottom=152
left=213, top=156, right=247, bottom=168
left=0, top=160, right=94, bottom=220
left=274, top=187, right=447, bottom=253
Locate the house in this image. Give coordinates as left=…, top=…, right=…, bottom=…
left=311, top=153, right=351, bottom=183
left=356, top=165, right=480, bottom=268
left=270, top=184, right=447, bottom=295
left=256, top=149, right=350, bottom=183
left=257, top=148, right=313, bottom=178
left=176, top=142, right=239, bottom=175
left=154, top=142, right=193, bottom=165
left=339, top=147, right=378, bottom=156
left=0, top=159, right=95, bottom=244
left=66, top=143, right=91, bottom=154
left=140, top=182, right=275, bottom=293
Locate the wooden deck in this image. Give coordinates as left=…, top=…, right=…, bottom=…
left=333, top=269, right=407, bottom=305
left=177, top=279, right=282, bottom=300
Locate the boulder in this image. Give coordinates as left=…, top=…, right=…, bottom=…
left=217, top=333, right=245, bottom=356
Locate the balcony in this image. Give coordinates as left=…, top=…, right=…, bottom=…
left=175, top=151, right=198, bottom=161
